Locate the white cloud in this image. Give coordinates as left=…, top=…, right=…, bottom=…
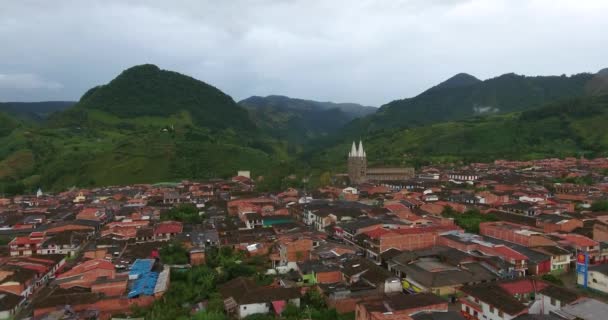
left=0, top=0, right=607, bottom=104
left=0, top=73, right=63, bottom=90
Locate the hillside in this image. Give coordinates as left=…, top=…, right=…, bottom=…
left=66, top=64, right=253, bottom=130
left=307, top=94, right=608, bottom=169
left=0, top=65, right=285, bottom=194
left=0, top=112, right=19, bottom=137
left=240, top=95, right=375, bottom=145
left=0, top=101, right=75, bottom=122
left=345, top=71, right=598, bottom=134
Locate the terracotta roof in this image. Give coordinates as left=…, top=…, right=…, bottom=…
left=56, top=259, right=114, bottom=280
left=154, top=221, right=183, bottom=234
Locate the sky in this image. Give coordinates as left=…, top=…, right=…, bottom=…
left=1, top=0, right=608, bottom=106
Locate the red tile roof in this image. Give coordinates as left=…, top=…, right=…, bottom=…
left=499, top=279, right=548, bottom=295
left=154, top=221, right=183, bottom=235
left=56, top=259, right=114, bottom=280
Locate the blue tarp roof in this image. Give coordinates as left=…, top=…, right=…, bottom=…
left=128, top=271, right=159, bottom=298
left=129, top=259, right=154, bottom=278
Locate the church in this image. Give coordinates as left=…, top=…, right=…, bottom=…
left=347, top=141, right=414, bottom=184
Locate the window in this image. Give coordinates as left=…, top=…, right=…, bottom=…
left=550, top=297, right=557, bottom=306
left=498, top=311, right=503, bottom=317
left=489, top=306, right=494, bottom=313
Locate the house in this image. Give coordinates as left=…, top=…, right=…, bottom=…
left=356, top=225, right=460, bottom=263
left=9, top=232, right=47, bottom=256
left=38, top=231, right=88, bottom=257
left=479, top=222, right=555, bottom=247
left=0, top=255, right=66, bottom=297
left=54, top=259, right=116, bottom=289
left=270, top=237, right=313, bottom=273
left=355, top=293, right=449, bottom=320
left=76, top=207, right=107, bottom=222
left=387, top=247, right=497, bottom=296
left=219, top=277, right=300, bottom=318
left=297, top=260, right=342, bottom=285
left=447, top=172, right=480, bottom=182
left=459, top=279, right=567, bottom=320
left=153, top=221, right=183, bottom=241
left=531, top=246, right=572, bottom=274
left=552, top=297, right=608, bottom=320
left=341, top=258, right=402, bottom=294
left=536, top=285, right=580, bottom=315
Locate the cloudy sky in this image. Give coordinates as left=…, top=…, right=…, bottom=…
left=1, top=0, right=607, bottom=106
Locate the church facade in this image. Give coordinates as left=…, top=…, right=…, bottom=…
left=347, top=141, right=414, bottom=184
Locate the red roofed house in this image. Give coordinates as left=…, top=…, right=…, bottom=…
left=55, top=259, right=116, bottom=290
left=359, top=225, right=461, bottom=263
left=9, top=232, right=47, bottom=257
left=76, top=207, right=107, bottom=222
left=154, top=221, right=183, bottom=241
left=480, top=222, right=555, bottom=247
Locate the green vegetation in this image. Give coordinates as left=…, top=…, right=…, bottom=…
left=0, top=236, right=12, bottom=246
left=0, top=101, right=74, bottom=122
left=541, top=274, right=564, bottom=286
left=309, top=95, right=608, bottom=170
left=0, top=65, right=290, bottom=193
left=241, top=95, right=374, bottom=147
left=133, top=247, right=348, bottom=320
left=349, top=72, right=594, bottom=132
left=2, top=64, right=608, bottom=194
left=591, top=200, right=608, bottom=212
left=441, top=207, right=498, bottom=234
left=162, top=204, right=203, bottom=224
left=160, top=241, right=190, bottom=265
left=75, top=64, right=252, bottom=130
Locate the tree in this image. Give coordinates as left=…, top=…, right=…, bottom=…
left=303, top=288, right=326, bottom=309
left=319, top=172, right=332, bottom=187
left=541, top=274, right=564, bottom=286
left=591, top=200, right=608, bottom=212
left=192, top=311, right=227, bottom=320
left=160, top=241, right=189, bottom=265
left=162, top=204, right=202, bottom=223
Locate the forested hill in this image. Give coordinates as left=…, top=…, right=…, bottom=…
left=0, top=65, right=285, bottom=194
left=58, top=64, right=254, bottom=131
left=240, top=95, right=375, bottom=145
left=307, top=94, right=608, bottom=170
left=342, top=71, right=602, bottom=135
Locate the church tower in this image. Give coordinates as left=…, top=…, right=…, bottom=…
left=347, top=140, right=367, bottom=184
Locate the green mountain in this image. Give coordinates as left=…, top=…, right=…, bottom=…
left=56, top=64, right=253, bottom=130
left=586, top=68, right=608, bottom=96
left=240, top=95, right=375, bottom=145
left=0, top=65, right=285, bottom=194
left=308, top=94, right=608, bottom=169
left=0, top=101, right=75, bottom=122
left=0, top=112, right=19, bottom=137
left=349, top=71, right=596, bottom=133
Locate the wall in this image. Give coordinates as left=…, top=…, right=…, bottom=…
left=316, top=271, right=342, bottom=284
left=379, top=232, right=436, bottom=252
left=581, top=270, right=608, bottom=294
left=479, top=300, right=519, bottom=320
left=239, top=302, right=269, bottom=318
left=34, top=295, right=157, bottom=318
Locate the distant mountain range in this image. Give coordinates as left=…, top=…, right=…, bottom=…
left=342, top=70, right=606, bottom=135
left=0, top=101, right=75, bottom=122
left=1, top=64, right=608, bottom=194
left=240, top=95, right=375, bottom=145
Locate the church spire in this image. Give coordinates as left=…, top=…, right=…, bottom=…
left=349, top=141, right=357, bottom=157
left=358, top=140, right=365, bottom=157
